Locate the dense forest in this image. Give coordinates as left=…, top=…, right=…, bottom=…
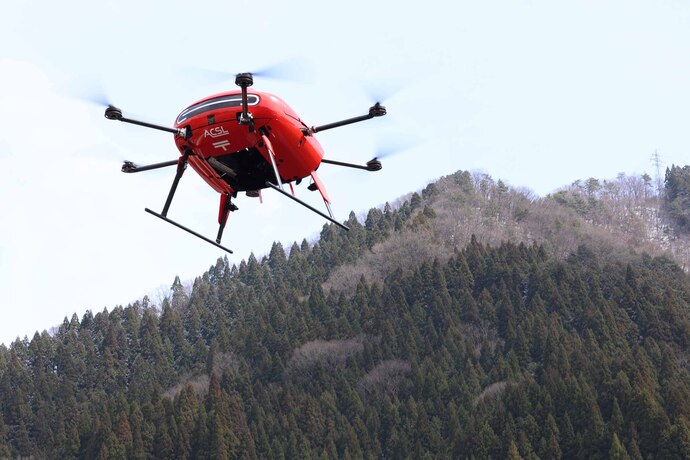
left=1, top=170, right=690, bottom=458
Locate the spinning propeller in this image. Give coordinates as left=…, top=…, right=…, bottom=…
left=363, top=77, right=406, bottom=108
left=182, top=58, right=312, bottom=87
left=63, top=76, right=112, bottom=108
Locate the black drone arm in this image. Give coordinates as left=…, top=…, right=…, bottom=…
left=303, top=103, right=386, bottom=135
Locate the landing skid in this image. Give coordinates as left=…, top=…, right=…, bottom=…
left=265, top=182, right=349, bottom=231
left=145, top=208, right=234, bottom=254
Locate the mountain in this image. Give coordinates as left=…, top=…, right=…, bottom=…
left=326, top=169, right=690, bottom=294
left=0, top=169, right=689, bottom=459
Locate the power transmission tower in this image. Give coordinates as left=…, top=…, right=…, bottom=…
left=650, top=150, right=664, bottom=232
left=651, top=150, right=663, bottom=195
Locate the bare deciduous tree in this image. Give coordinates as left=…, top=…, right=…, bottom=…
left=287, top=336, right=366, bottom=377
left=474, top=381, right=510, bottom=406
left=357, top=360, right=411, bottom=401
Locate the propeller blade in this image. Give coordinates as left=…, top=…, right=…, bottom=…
left=180, top=57, right=312, bottom=86
left=61, top=76, right=113, bottom=108
left=373, top=131, right=420, bottom=160
left=363, top=77, right=406, bottom=105
left=251, top=57, right=312, bottom=82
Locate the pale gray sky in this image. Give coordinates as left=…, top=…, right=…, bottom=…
left=1, top=0, right=689, bottom=344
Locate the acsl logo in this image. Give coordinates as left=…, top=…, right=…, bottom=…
left=204, top=126, right=230, bottom=138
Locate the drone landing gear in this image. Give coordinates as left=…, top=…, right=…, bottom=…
left=260, top=132, right=284, bottom=189
left=145, top=152, right=234, bottom=254
left=145, top=208, right=234, bottom=254
left=265, top=172, right=349, bottom=231
left=216, top=194, right=238, bottom=244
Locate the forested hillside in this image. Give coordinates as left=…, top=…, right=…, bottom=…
left=1, top=170, right=689, bottom=458
left=326, top=168, right=690, bottom=294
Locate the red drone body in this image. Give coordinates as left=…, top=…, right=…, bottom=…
left=107, top=72, right=385, bottom=253
left=174, top=89, right=324, bottom=197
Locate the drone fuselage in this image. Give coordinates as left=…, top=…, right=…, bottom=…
left=173, top=89, right=323, bottom=195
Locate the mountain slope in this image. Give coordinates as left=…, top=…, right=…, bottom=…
left=326, top=170, right=690, bottom=293
left=0, top=170, right=689, bottom=458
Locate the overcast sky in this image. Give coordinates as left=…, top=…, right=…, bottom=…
left=1, top=0, right=689, bottom=345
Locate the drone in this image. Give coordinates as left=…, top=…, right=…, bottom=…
left=104, top=72, right=387, bottom=253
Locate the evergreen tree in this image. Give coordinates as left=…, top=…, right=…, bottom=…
left=664, top=164, right=690, bottom=232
